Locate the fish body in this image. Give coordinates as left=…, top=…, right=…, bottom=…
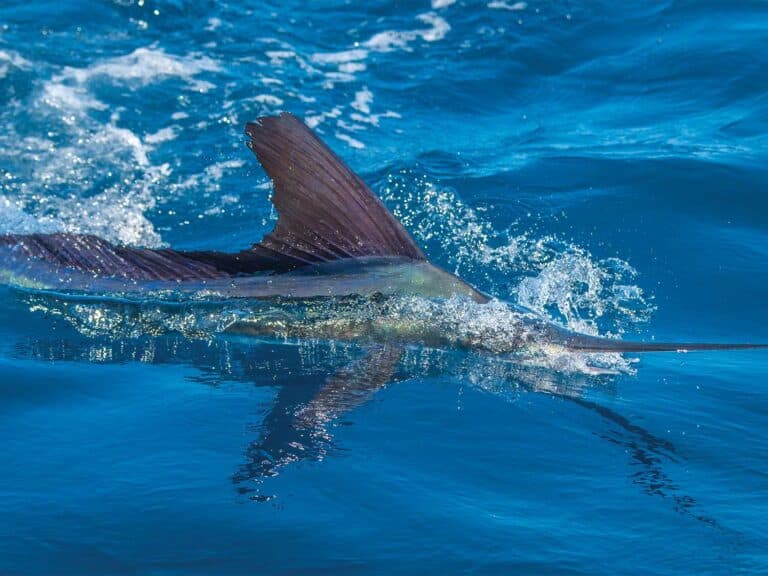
left=0, top=113, right=764, bottom=354
left=0, top=252, right=483, bottom=301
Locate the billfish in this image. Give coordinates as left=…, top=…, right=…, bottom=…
left=3, top=113, right=763, bottom=512
left=0, top=112, right=764, bottom=355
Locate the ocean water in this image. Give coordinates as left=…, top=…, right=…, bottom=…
left=1, top=1, right=767, bottom=574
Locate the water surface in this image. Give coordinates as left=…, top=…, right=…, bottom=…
left=1, top=1, right=767, bottom=574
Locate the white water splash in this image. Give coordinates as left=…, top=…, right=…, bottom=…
left=488, top=1, right=528, bottom=11
left=299, top=10, right=450, bottom=142
left=172, top=159, right=246, bottom=196
left=55, top=46, right=221, bottom=92
left=364, top=12, right=451, bottom=52
left=0, top=196, right=58, bottom=235
left=0, top=45, right=226, bottom=248
left=335, top=132, right=365, bottom=149
left=0, top=49, right=31, bottom=79
left=382, top=171, right=655, bottom=338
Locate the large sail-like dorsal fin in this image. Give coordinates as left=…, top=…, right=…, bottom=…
left=245, top=112, right=425, bottom=265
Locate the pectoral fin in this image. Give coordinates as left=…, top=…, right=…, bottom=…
left=234, top=345, right=403, bottom=486
left=294, top=345, right=404, bottom=431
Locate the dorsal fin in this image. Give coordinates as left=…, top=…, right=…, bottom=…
left=245, top=112, right=425, bottom=265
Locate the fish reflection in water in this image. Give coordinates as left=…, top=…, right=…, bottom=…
left=11, top=291, right=714, bottom=524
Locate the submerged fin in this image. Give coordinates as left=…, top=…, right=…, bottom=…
left=234, top=346, right=402, bottom=485
left=294, top=345, right=403, bottom=429
left=564, top=334, right=768, bottom=353
left=0, top=113, right=426, bottom=281
left=245, top=112, right=425, bottom=266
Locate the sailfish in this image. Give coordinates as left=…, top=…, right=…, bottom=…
left=0, top=112, right=764, bottom=357
left=2, top=112, right=764, bottom=501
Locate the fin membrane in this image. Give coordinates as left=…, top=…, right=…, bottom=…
left=245, top=112, right=425, bottom=265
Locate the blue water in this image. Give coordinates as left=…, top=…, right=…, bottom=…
left=1, top=1, right=767, bottom=574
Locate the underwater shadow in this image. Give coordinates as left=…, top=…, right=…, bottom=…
left=10, top=323, right=717, bottom=526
